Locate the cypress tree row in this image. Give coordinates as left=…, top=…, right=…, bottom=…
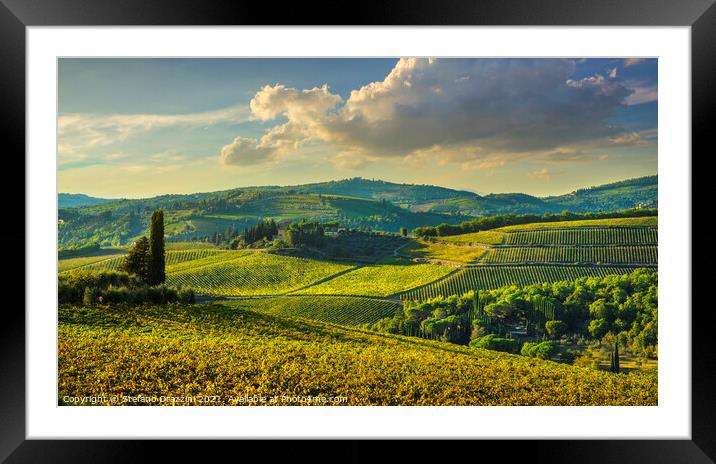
left=149, top=210, right=166, bottom=285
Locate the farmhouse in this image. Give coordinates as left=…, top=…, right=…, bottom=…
left=273, top=220, right=291, bottom=241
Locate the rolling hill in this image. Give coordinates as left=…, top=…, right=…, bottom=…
left=57, top=175, right=657, bottom=247
left=415, top=176, right=657, bottom=216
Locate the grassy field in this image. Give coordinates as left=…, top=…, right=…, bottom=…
left=401, top=240, right=488, bottom=263
left=497, top=216, right=657, bottom=231
left=219, top=296, right=400, bottom=326
left=58, top=303, right=657, bottom=406
left=167, top=253, right=355, bottom=296
left=436, top=230, right=506, bottom=245
left=295, top=260, right=454, bottom=297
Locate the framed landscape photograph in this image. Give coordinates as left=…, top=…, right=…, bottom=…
left=55, top=55, right=662, bottom=408
left=5, top=0, right=712, bottom=460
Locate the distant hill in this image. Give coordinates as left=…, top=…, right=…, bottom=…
left=57, top=175, right=657, bottom=247
left=544, top=176, right=658, bottom=212
left=293, top=177, right=476, bottom=202
left=409, top=176, right=657, bottom=216
left=58, top=193, right=115, bottom=208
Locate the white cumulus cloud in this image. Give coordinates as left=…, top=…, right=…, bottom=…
left=220, top=58, right=640, bottom=169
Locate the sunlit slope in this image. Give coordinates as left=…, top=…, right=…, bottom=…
left=58, top=304, right=657, bottom=406
left=166, top=252, right=355, bottom=296
left=401, top=240, right=488, bottom=264
left=295, top=259, right=454, bottom=297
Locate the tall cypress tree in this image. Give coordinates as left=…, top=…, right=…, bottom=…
left=614, top=341, right=620, bottom=373
left=149, top=210, right=165, bottom=285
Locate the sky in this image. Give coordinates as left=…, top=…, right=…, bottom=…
left=58, top=58, right=657, bottom=198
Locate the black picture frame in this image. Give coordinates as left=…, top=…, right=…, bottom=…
left=2, top=0, right=709, bottom=461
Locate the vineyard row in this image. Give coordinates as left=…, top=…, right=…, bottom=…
left=482, top=245, right=657, bottom=265
left=399, top=265, right=643, bottom=302
left=504, top=227, right=657, bottom=246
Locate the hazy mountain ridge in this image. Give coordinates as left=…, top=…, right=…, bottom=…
left=58, top=193, right=116, bottom=208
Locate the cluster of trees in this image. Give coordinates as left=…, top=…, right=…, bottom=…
left=367, top=292, right=477, bottom=344
left=58, top=208, right=142, bottom=248
left=464, top=335, right=558, bottom=360
left=210, top=225, right=240, bottom=246
left=240, top=219, right=278, bottom=245
left=292, top=228, right=407, bottom=262
left=412, top=208, right=658, bottom=238
left=366, top=269, right=658, bottom=359
left=58, top=270, right=194, bottom=305
left=120, top=210, right=165, bottom=285
left=470, top=334, right=520, bottom=353
left=520, top=341, right=558, bottom=359
left=285, top=221, right=326, bottom=248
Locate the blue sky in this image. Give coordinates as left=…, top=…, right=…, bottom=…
left=58, top=58, right=657, bottom=198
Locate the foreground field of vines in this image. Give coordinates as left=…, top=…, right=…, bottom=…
left=483, top=245, right=657, bottom=265
left=400, top=265, right=641, bottom=301
left=58, top=304, right=657, bottom=406
left=219, top=296, right=399, bottom=326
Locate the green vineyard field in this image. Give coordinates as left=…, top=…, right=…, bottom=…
left=220, top=296, right=400, bottom=326
left=497, top=216, right=657, bottom=231
left=400, top=265, right=643, bottom=301
left=165, top=249, right=225, bottom=266
left=165, top=241, right=219, bottom=250
left=503, top=227, right=657, bottom=246
left=59, top=254, right=126, bottom=273
left=295, top=262, right=454, bottom=297
left=167, top=253, right=355, bottom=296
left=483, top=245, right=657, bottom=264
left=60, top=249, right=226, bottom=274
left=57, top=253, right=126, bottom=273
left=163, top=250, right=253, bottom=273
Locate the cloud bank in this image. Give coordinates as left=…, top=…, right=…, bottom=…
left=220, top=58, right=642, bottom=169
